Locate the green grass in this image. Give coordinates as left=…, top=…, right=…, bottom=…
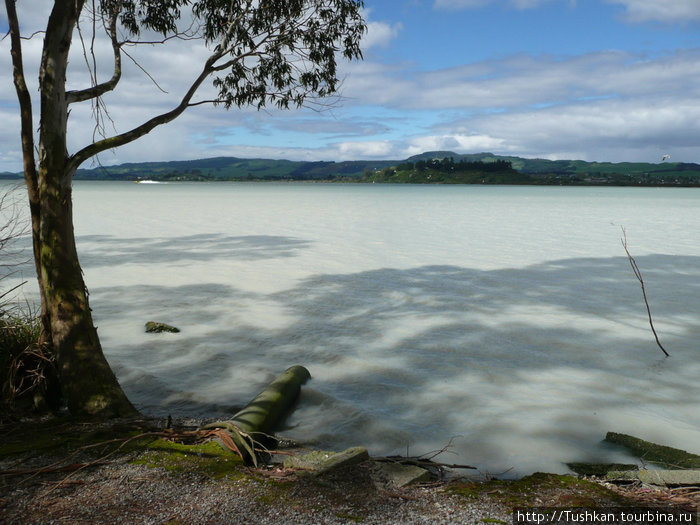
left=130, top=437, right=245, bottom=479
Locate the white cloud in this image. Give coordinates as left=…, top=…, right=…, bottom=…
left=335, top=140, right=396, bottom=158
left=433, top=0, right=700, bottom=22
left=363, top=20, right=403, bottom=49
left=607, top=0, right=700, bottom=23
left=403, top=134, right=507, bottom=156
left=342, top=49, right=700, bottom=112
left=434, top=0, right=554, bottom=10
left=2, top=2, right=699, bottom=170
left=434, top=0, right=492, bottom=9
left=446, top=96, right=700, bottom=161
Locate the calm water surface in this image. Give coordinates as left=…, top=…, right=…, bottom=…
left=4, top=182, right=699, bottom=475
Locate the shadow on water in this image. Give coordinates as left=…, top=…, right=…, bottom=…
left=89, top=249, right=700, bottom=474
left=76, top=233, right=312, bottom=266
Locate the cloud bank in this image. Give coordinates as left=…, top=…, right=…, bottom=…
left=434, top=0, right=700, bottom=22
left=1, top=1, right=698, bottom=171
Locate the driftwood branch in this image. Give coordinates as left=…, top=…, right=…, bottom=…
left=620, top=227, right=669, bottom=357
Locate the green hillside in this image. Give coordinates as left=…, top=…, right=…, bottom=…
left=407, top=151, right=700, bottom=186
left=2, top=152, right=698, bottom=185
left=362, top=157, right=531, bottom=184
left=71, top=157, right=395, bottom=181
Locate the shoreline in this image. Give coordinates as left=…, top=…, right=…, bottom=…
left=1, top=416, right=697, bottom=524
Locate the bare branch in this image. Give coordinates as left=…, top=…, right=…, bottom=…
left=120, top=46, right=169, bottom=94
left=621, top=227, right=669, bottom=357
left=66, top=9, right=121, bottom=104
left=2, top=29, right=44, bottom=42
left=4, top=0, right=39, bottom=192
left=67, top=48, right=226, bottom=172
left=186, top=99, right=225, bottom=107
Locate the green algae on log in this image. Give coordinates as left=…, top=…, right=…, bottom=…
left=203, top=365, right=311, bottom=464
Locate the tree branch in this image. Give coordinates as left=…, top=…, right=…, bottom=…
left=4, top=0, right=38, bottom=191
left=67, top=49, right=225, bottom=172
left=66, top=10, right=121, bottom=104
left=120, top=46, right=169, bottom=93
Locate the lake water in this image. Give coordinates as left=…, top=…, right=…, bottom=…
left=3, top=181, right=699, bottom=476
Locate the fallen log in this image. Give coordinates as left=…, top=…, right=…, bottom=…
left=203, top=365, right=311, bottom=465
left=566, top=462, right=637, bottom=477
left=604, top=432, right=700, bottom=469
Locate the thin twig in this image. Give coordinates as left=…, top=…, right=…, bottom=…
left=621, top=227, right=669, bottom=357
left=120, top=47, right=169, bottom=93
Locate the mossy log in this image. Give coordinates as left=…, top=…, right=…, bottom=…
left=203, top=365, right=311, bottom=464
left=604, top=432, right=700, bottom=469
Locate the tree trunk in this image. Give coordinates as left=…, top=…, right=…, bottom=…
left=37, top=169, right=136, bottom=417
left=33, top=0, right=137, bottom=418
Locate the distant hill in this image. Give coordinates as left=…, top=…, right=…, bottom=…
left=2, top=152, right=698, bottom=185
left=405, top=151, right=700, bottom=186
left=362, top=156, right=530, bottom=184
left=72, top=156, right=397, bottom=181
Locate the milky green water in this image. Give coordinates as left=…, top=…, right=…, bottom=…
left=3, top=181, right=699, bottom=475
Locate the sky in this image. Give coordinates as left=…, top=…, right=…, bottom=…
left=1, top=0, right=699, bottom=172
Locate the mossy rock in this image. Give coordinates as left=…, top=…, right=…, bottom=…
left=130, top=438, right=243, bottom=480
left=145, top=321, right=180, bottom=333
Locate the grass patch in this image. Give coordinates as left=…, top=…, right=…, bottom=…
left=130, top=437, right=244, bottom=480
left=0, top=416, right=246, bottom=484
left=0, top=309, right=56, bottom=418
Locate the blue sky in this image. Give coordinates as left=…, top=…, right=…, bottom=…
left=1, top=0, right=699, bottom=171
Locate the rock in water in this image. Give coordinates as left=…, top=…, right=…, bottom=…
left=145, top=321, right=180, bottom=333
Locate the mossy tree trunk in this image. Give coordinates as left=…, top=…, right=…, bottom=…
left=36, top=165, right=136, bottom=417
left=7, top=0, right=136, bottom=418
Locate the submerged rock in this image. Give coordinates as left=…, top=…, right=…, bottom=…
left=145, top=321, right=180, bottom=333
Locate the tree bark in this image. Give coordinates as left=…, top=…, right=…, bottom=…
left=31, top=0, right=137, bottom=417
left=4, top=0, right=49, bottom=339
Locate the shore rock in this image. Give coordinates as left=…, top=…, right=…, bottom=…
left=284, top=447, right=370, bottom=476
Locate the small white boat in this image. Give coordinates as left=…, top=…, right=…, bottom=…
left=134, top=180, right=160, bottom=184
